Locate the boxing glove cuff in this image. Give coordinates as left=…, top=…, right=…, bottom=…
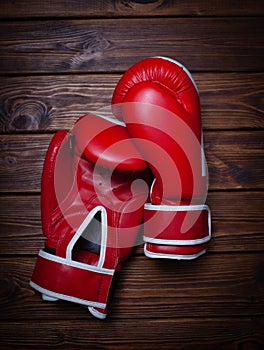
left=30, top=206, right=115, bottom=319
left=30, top=249, right=114, bottom=317
left=143, top=203, right=211, bottom=258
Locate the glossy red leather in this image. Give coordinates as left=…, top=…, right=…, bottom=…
left=112, top=57, right=211, bottom=259
left=30, top=114, right=152, bottom=318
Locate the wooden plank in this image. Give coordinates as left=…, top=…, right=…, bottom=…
left=199, top=73, right=264, bottom=130
left=0, top=191, right=263, bottom=255
left=0, top=131, right=263, bottom=193
left=0, top=318, right=264, bottom=349
left=1, top=253, right=264, bottom=320
left=0, top=73, right=263, bottom=132
left=204, top=130, right=264, bottom=190
left=0, top=195, right=42, bottom=254
left=0, top=74, right=115, bottom=132
left=0, top=18, right=263, bottom=74
left=0, top=134, right=49, bottom=193
left=1, top=0, right=264, bottom=19
left=0, top=318, right=263, bottom=349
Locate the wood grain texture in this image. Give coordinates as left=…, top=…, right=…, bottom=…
left=0, top=73, right=263, bottom=132
left=0, top=317, right=263, bottom=349
left=0, top=134, right=49, bottom=193
left=0, top=18, right=263, bottom=74
left=0, top=2, right=263, bottom=348
left=1, top=0, right=264, bottom=19
left=1, top=131, right=263, bottom=193
left=0, top=195, right=42, bottom=254
left=1, top=191, right=263, bottom=255
left=1, top=253, right=264, bottom=320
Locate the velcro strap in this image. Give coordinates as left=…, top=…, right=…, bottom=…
left=30, top=249, right=115, bottom=309
left=143, top=204, right=211, bottom=245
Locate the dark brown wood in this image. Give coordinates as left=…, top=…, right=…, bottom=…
left=1, top=131, right=263, bottom=193
left=0, top=191, right=263, bottom=255
left=1, top=73, right=263, bottom=132
left=0, top=3, right=263, bottom=348
left=0, top=134, right=50, bottom=193
left=1, top=253, right=264, bottom=321
left=204, top=130, right=264, bottom=190
left=0, top=195, right=42, bottom=254
left=0, top=317, right=263, bottom=349
left=1, top=0, right=264, bottom=19
left=0, top=18, right=263, bottom=74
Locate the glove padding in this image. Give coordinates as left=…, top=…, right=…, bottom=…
left=30, top=114, right=152, bottom=318
left=112, top=56, right=211, bottom=259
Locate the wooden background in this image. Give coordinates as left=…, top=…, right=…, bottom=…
left=0, top=1, right=264, bottom=349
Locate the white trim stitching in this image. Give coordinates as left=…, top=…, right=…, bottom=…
left=66, top=206, right=109, bottom=270
left=144, top=203, right=210, bottom=211
left=88, top=306, right=107, bottom=319
left=143, top=204, right=211, bottom=246
left=29, top=281, right=107, bottom=309
left=144, top=245, right=206, bottom=260
left=96, top=113, right=126, bottom=127
left=143, top=235, right=210, bottom=246
left=38, top=249, right=114, bottom=275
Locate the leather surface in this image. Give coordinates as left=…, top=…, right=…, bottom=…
left=31, top=114, right=152, bottom=316
left=112, top=57, right=210, bottom=258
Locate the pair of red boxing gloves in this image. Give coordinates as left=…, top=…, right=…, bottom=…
left=30, top=57, right=211, bottom=319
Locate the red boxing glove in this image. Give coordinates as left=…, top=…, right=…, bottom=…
left=30, top=114, right=151, bottom=318
left=112, top=56, right=211, bottom=259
